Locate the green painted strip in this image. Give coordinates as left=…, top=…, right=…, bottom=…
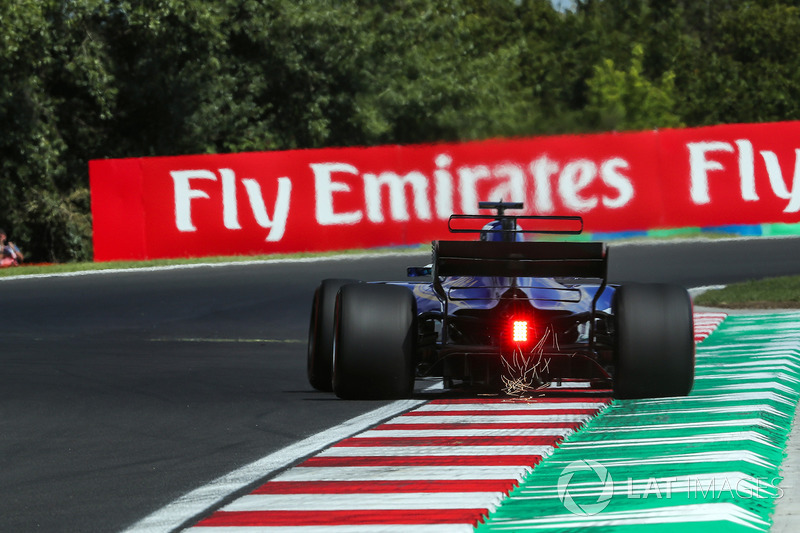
left=477, top=313, right=800, bottom=532
left=762, top=222, right=800, bottom=236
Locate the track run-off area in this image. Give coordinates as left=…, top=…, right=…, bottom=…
left=2, top=237, right=800, bottom=532
left=146, top=312, right=800, bottom=532
left=132, top=312, right=772, bottom=531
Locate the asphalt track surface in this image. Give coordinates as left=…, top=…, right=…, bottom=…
left=3, top=237, right=800, bottom=532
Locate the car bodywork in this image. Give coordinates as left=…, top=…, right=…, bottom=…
left=308, top=202, right=695, bottom=400
left=398, top=240, right=614, bottom=393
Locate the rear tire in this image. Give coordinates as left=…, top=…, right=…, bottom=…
left=333, top=283, right=417, bottom=400
left=307, top=279, right=358, bottom=391
left=613, top=283, right=694, bottom=399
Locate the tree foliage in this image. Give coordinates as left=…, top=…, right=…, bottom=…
left=2, top=0, right=800, bottom=261
left=585, top=44, right=683, bottom=131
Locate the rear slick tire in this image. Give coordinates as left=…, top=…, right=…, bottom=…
left=307, top=279, right=358, bottom=392
left=333, top=283, right=417, bottom=400
left=613, top=283, right=694, bottom=399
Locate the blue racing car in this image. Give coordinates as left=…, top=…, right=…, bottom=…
left=308, top=202, right=694, bottom=400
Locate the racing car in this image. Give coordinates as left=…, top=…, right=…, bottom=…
left=307, top=202, right=694, bottom=400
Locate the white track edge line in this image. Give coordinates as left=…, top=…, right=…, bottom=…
left=689, top=285, right=727, bottom=298
left=118, top=398, right=426, bottom=533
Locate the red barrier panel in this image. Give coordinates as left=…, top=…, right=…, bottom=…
left=89, top=121, right=800, bottom=262
left=658, top=122, right=800, bottom=227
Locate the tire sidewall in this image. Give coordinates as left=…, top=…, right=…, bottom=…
left=307, top=279, right=359, bottom=391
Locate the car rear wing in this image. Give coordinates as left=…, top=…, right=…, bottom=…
left=433, top=240, right=607, bottom=280
left=448, top=214, right=584, bottom=236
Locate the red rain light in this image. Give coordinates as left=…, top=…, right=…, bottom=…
left=512, top=320, right=529, bottom=343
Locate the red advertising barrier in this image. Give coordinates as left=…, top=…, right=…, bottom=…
left=89, top=121, right=800, bottom=262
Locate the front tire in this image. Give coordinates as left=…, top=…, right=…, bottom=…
left=333, top=283, right=417, bottom=400
left=613, top=283, right=694, bottom=399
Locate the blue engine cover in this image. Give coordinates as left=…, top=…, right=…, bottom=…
left=393, top=276, right=615, bottom=317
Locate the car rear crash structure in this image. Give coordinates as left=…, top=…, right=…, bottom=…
left=308, top=202, right=695, bottom=400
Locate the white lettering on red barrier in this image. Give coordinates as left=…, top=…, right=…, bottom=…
left=171, top=169, right=291, bottom=241
left=364, top=170, right=431, bottom=223
left=688, top=139, right=800, bottom=213
left=311, top=162, right=362, bottom=226
left=310, top=154, right=635, bottom=229
left=170, top=156, right=637, bottom=239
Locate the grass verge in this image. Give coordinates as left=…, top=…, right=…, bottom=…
left=694, top=276, right=800, bottom=309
